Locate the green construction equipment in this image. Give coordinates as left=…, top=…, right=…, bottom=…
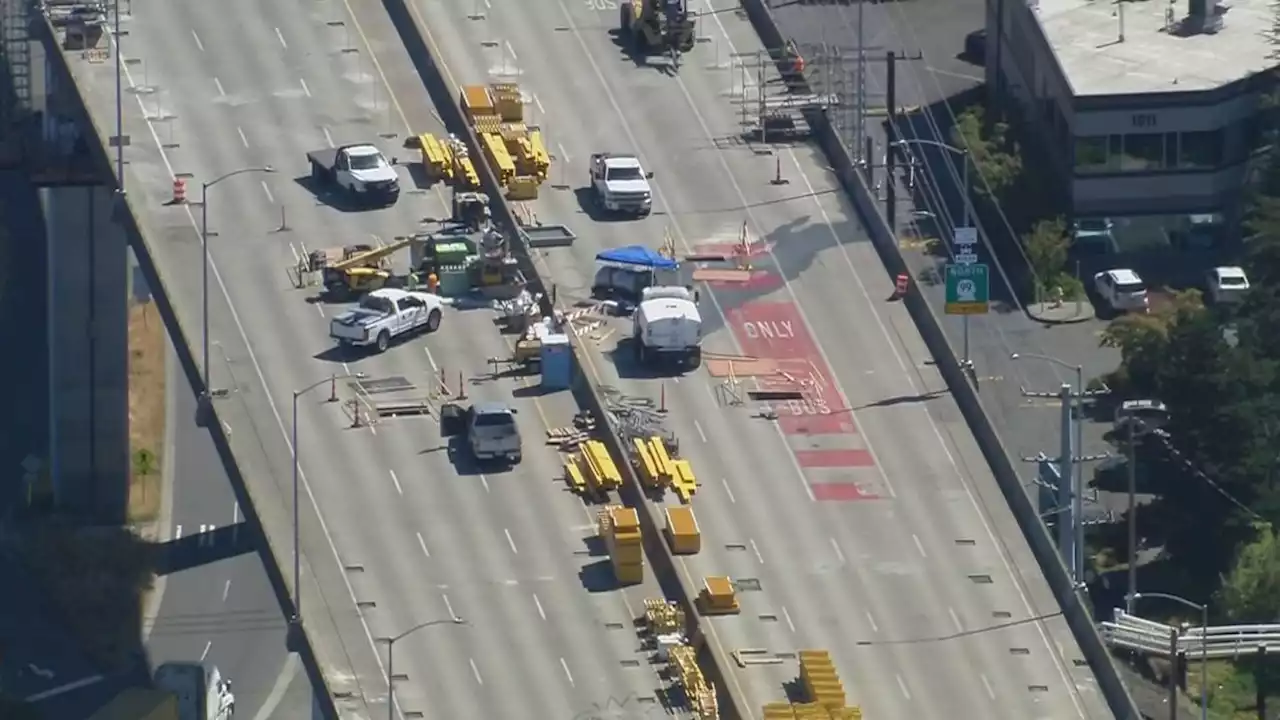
left=618, top=0, right=696, bottom=61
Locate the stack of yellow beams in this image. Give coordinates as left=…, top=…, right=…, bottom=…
left=698, top=576, right=740, bottom=615
left=632, top=435, right=698, bottom=502
left=564, top=440, right=622, bottom=497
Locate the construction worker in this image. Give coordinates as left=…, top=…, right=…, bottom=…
left=406, top=270, right=420, bottom=290
left=426, top=272, right=440, bottom=294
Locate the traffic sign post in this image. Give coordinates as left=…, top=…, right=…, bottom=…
left=946, top=222, right=986, bottom=371
left=944, top=263, right=989, bottom=315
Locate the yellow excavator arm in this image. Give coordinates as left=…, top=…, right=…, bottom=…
left=331, top=235, right=415, bottom=272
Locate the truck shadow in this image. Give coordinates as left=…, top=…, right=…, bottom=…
left=290, top=176, right=366, bottom=214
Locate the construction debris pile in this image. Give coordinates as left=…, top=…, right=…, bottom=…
left=763, top=650, right=863, bottom=720
left=597, top=505, right=644, bottom=585
left=419, top=82, right=551, bottom=201
left=671, top=644, right=719, bottom=720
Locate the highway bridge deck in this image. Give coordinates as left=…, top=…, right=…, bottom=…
left=413, top=0, right=1112, bottom=716
left=63, top=0, right=679, bottom=717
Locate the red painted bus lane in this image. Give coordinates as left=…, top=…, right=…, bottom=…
left=727, top=302, right=881, bottom=499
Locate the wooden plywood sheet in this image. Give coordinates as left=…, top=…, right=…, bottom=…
left=704, top=357, right=779, bottom=378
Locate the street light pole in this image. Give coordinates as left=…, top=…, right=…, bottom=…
left=1012, top=352, right=1086, bottom=580
left=892, top=138, right=975, bottom=364
left=381, top=617, right=467, bottom=720
left=199, top=166, right=275, bottom=402
left=1135, top=592, right=1209, bottom=720
left=291, top=372, right=362, bottom=621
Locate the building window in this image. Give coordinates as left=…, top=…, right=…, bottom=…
left=1164, top=133, right=1178, bottom=167
left=1178, top=129, right=1223, bottom=169
left=1122, top=133, right=1165, bottom=171
left=1075, top=136, right=1109, bottom=172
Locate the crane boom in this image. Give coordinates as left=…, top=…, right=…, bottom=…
left=332, top=235, right=416, bottom=272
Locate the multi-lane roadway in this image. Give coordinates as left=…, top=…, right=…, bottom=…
left=413, top=0, right=1111, bottom=717
left=145, top=347, right=314, bottom=720
left=68, top=0, right=680, bottom=716
left=65, top=0, right=1115, bottom=716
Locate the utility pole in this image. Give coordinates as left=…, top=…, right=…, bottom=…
left=1019, top=380, right=1110, bottom=585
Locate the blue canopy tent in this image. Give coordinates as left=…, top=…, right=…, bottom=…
left=592, top=245, right=679, bottom=300
left=594, top=245, right=678, bottom=271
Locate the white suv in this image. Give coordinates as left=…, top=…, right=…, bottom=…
left=1093, top=268, right=1149, bottom=313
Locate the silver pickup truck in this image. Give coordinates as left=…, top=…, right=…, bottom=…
left=329, top=288, right=443, bottom=353
left=440, top=401, right=522, bottom=466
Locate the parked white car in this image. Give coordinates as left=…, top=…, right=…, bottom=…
left=1205, top=265, right=1249, bottom=305
left=329, top=288, right=443, bottom=353
left=1093, top=268, right=1149, bottom=313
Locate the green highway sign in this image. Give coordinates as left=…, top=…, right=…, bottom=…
left=945, top=263, right=990, bottom=315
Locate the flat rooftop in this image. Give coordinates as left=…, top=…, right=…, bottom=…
left=1037, top=0, right=1275, bottom=96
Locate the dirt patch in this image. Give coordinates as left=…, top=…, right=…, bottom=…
left=128, top=301, right=165, bottom=524
left=12, top=519, right=157, bottom=673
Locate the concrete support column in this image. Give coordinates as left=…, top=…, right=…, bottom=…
left=43, top=183, right=128, bottom=523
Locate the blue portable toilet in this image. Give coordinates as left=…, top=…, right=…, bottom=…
left=540, top=334, right=572, bottom=390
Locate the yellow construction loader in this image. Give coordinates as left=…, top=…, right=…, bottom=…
left=317, top=237, right=415, bottom=299
left=618, top=0, right=696, bottom=61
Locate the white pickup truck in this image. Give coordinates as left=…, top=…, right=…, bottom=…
left=306, top=143, right=401, bottom=207
left=589, top=153, right=654, bottom=217
left=329, top=288, right=443, bottom=353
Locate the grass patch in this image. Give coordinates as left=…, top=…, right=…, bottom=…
left=14, top=519, right=157, bottom=673
left=127, top=301, right=165, bottom=524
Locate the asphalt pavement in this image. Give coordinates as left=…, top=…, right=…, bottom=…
left=769, top=0, right=1122, bottom=501
left=416, top=0, right=1109, bottom=717
left=66, top=0, right=677, bottom=717
left=144, top=345, right=315, bottom=720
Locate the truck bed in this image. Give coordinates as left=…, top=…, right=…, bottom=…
left=305, top=148, right=339, bottom=170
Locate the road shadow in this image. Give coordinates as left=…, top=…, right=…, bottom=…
left=604, top=337, right=693, bottom=380
left=9, top=518, right=157, bottom=683
left=153, top=521, right=256, bottom=576
left=290, top=175, right=365, bottom=214
left=577, top=559, right=622, bottom=593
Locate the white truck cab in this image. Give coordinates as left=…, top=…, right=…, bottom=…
left=154, top=661, right=235, bottom=720
left=633, top=285, right=702, bottom=370
left=329, top=288, right=444, bottom=353
left=589, top=153, right=654, bottom=216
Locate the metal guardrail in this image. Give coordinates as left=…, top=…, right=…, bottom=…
left=1102, top=609, right=1280, bottom=659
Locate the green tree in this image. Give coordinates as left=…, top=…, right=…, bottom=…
left=1219, top=524, right=1280, bottom=622
left=950, top=106, right=1021, bottom=203
left=1022, top=217, right=1070, bottom=292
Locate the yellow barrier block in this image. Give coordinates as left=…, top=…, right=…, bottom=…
left=528, top=129, right=551, bottom=178
left=455, top=157, right=480, bottom=189
left=671, top=459, right=697, bottom=503
left=460, top=85, right=494, bottom=119
left=582, top=441, right=621, bottom=491
left=506, top=175, right=539, bottom=201
left=664, top=506, right=701, bottom=554
left=418, top=133, right=449, bottom=179
left=564, top=458, right=586, bottom=493
left=633, top=438, right=663, bottom=488
left=481, top=133, right=516, bottom=185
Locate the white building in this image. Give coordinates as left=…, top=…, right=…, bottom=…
left=985, top=0, right=1276, bottom=251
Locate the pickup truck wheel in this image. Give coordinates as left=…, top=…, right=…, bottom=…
left=376, top=330, right=390, bottom=353
left=426, top=309, right=442, bottom=332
